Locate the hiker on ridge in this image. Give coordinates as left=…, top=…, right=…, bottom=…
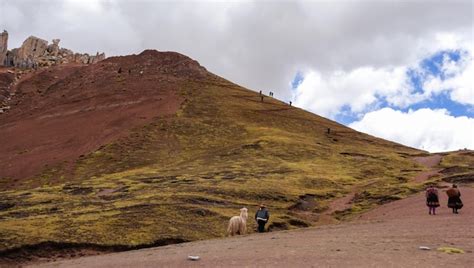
left=446, top=184, right=463, bottom=214
left=425, top=185, right=440, bottom=215
left=255, top=204, right=270, bottom=233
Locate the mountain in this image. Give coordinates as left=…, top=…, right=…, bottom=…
left=1, top=50, right=472, bottom=261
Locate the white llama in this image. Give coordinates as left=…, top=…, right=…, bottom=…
left=227, top=207, right=248, bottom=236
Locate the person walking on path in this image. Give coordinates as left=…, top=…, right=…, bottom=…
left=255, top=204, right=270, bottom=233
left=425, top=185, right=440, bottom=215
left=447, top=184, right=463, bottom=214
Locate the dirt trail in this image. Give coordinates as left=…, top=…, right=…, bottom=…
left=413, top=154, right=443, bottom=183
left=322, top=154, right=443, bottom=222
left=30, top=155, right=473, bottom=267
left=323, top=180, right=377, bottom=216
left=317, top=191, right=358, bottom=225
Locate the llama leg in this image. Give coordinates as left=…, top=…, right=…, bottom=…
left=241, top=224, right=246, bottom=235
left=230, top=225, right=235, bottom=236
left=227, top=221, right=233, bottom=236
left=230, top=222, right=235, bottom=236
left=232, top=221, right=237, bottom=236
left=228, top=220, right=236, bottom=236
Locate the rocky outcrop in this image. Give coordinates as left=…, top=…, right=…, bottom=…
left=17, top=36, right=48, bottom=60
left=0, top=30, right=7, bottom=66
left=14, top=36, right=48, bottom=68
left=47, top=39, right=60, bottom=57
left=0, top=31, right=105, bottom=68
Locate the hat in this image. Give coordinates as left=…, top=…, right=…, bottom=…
left=259, top=203, right=266, bottom=208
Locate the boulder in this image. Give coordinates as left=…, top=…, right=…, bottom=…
left=89, top=52, right=106, bottom=64
left=47, top=39, right=60, bottom=57
left=15, top=36, right=48, bottom=67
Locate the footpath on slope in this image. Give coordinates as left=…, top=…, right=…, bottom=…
left=29, top=155, right=473, bottom=268
left=316, top=154, right=443, bottom=225
left=412, top=154, right=443, bottom=183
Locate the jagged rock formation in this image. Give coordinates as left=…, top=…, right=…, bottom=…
left=1, top=31, right=105, bottom=68
left=0, top=30, right=7, bottom=66
left=47, top=39, right=60, bottom=57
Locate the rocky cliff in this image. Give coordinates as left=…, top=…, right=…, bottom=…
left=1, top=30, right=105, bottom=68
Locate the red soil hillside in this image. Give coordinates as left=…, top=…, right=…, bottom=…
left=0, top=50, right=207, bottom=186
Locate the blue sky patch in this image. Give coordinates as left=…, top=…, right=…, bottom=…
left=291, top=71, right=304, bottom=89
left=419, top=49, right=462, bottom=80
left=400, top=92, right=474, bottom=117
left=406, top=69, right=424, bottom=94
left=334, top=105, right=359, bottom=125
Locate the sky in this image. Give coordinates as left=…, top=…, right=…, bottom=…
left=1, top=0, right=473, bottom=152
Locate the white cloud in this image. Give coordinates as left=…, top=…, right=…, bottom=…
left=293, top=40, right=473, bottom=120
left=0, top=0, right=472, bottom=101
left=292, top=66, right=415, bottom=119
left=349, top=108, right=474, bottom=152
left=423, top=51, right=474, bottom=105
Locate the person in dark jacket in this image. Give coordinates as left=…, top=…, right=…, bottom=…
left=447, top=184, right=463, bottom=214
left=255, top=204, right=270, bottom=233
left=425, top=185, right=440, bottom=215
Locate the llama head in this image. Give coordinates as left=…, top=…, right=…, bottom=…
left=240, top=207, right=248, bottom=220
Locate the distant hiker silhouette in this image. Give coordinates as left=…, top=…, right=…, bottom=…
left=255, top=204, right=270, bottom=233
left=446, top=184, right=463, bottom=214
left=425, top=185, right=440, bottom=215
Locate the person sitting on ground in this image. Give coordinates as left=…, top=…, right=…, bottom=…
left=446, top=184, right=463, bottom=214
left=255, top=204, right=270, bottom=233
left=425, top=185, right=440, bottom=215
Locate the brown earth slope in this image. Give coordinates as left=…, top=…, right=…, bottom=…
left=0, top=50, right=205, bottom=185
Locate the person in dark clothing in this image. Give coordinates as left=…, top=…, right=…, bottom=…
left=425, top=185, right=440, bottom=215
left=446, top=184, right=463, bottom=214
left=255, top=204, right=270, bottom=233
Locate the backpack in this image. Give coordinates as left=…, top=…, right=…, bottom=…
left=427, top=191, right=438, bottom=201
